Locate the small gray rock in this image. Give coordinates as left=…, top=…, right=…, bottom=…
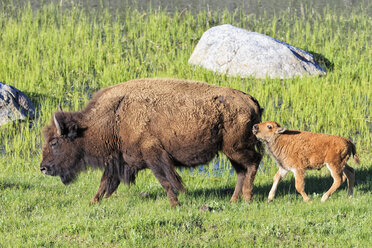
left=189, top=24, right=326, bottom=79
left=199, top=204, right=213, bottom=212
left=0, top=82, right=35, bottom=126
left=139, top=192, right=149, bottom=197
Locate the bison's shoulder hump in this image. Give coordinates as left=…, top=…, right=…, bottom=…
left=82, top=78, right=260, bottom=117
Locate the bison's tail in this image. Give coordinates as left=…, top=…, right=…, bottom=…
left=349, top=141, right=360, bottom=165
left=256, top=138, right=264, bottom=153
left=249, top=95, right=264, bottom=118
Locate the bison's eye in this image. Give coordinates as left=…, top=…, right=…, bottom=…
left=267, top=125, right=272, bottom=130
left=49, top=138, right=59, bottom=148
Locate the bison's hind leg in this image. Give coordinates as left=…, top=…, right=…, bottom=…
left=90, top=168, right=120, bottom=204
left=343, top=163, right=355, bottom=198
left=224, top=146, right=262, bottom=202
left=228, top=162, right=246, bottom=203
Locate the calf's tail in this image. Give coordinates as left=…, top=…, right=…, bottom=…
left=349, top=141, right=360, bottom=165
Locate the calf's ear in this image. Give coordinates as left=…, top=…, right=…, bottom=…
left=276, top=127, right=287, bottom=134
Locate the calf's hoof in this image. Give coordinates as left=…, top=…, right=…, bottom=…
left=320, top=195, right=328, bottom=202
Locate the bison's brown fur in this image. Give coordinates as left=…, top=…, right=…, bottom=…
left=41, top=78, right=263, bottom=207
left=252, top=121, right=359, bottom=202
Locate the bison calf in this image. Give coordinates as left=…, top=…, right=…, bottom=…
left=40, top=78, right=263, bottom=207
left=252, top=121, right=359, bottom=202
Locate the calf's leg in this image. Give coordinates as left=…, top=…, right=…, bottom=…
left=343, top=163, right=355, bottom=198
left=268, top=167, right=289, bottom=202
left=321, top=164, right=343, bottom=202
left=293, top=169, right=311, bottom=202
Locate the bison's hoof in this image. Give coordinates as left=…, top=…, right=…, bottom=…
left=89, top=198, right=100, bottom=205
left=170, top=202, right=180, bottom=208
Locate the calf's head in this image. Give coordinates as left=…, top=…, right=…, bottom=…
left=252, top=121, right=287, bottom=142
left=40, top=112, right=85, bottom=185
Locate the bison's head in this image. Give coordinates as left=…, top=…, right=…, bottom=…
left=252, top=121, right=287, bottom=142
left=40, top=112, right=86, bottom=185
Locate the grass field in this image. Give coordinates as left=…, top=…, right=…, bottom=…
left=0, top=2, right=371, bottom=247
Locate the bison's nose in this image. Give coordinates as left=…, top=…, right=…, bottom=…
left=40, top=164, right=49, bottom=175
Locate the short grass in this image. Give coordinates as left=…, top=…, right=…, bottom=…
left=0, top=2, right=371, bottom=247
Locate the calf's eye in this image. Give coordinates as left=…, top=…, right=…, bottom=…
left=267, top=125, right=272, bottom=130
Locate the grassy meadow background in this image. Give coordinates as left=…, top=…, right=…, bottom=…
left=0, top=2, right=371, bottom=247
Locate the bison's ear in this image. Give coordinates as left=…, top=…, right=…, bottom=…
left=66, top=123, right=79, bottom=139
left=276, top=127, right=287, bottom=134
left=53, top=112, right=79, bottom=139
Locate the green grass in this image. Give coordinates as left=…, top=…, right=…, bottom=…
left=0, top=2, right=371, bottom=247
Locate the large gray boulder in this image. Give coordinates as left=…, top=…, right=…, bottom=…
left=189, top=24, right=326, bottom=79
left=0, top=82, right=35, bottom=125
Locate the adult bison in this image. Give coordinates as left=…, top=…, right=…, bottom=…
left=40, top=78, right=263, bottom=207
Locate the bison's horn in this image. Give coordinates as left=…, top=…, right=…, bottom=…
left=53, top=113, right=63, bottom=136
left=58, top=104, right=63, bottom=112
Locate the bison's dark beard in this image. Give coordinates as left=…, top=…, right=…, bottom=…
left=58, top=160, right=86, bottom=185
left=60, top=172, right=77, bottom=185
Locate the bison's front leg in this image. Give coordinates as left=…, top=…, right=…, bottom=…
left=90, top=168, right=120, bottom=204
left=146, top=149, right=185, bottom=208
left=151, top=169, right=180, bottom=208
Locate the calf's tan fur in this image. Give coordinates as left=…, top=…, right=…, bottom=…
left=252, top=121, right=359, bottom=202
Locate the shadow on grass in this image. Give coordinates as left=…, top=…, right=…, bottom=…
left=0, top=180, right=35, bottom=191
left=139, top=166, right=372, bottom=202
left=309, top=51, right=334, bottom=72
left=23, top=91, right=58, bottom=110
